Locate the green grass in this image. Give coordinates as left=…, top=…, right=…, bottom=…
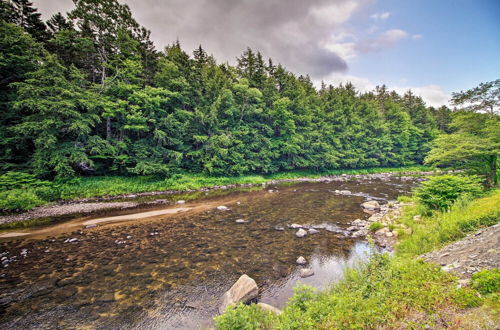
left=396, top=189, right=500, bottom=257
left=216, top=254, right=486, bottom=329
left=0, top=166, right=431, bottom=212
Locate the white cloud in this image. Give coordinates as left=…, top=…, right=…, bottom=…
left=355, top=29, right=409, bottom=53
left=309, top=1, right=360, bottom=25
left=412, top=34, right=423, bottom=40
left=371, top=11, right=391, bottom=21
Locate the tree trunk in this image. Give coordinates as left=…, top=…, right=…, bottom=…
left=490, top=154, right=497, bottom=186
left=106, top=117, right=112, bottom=141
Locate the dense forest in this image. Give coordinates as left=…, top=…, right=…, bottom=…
left=0, top=0, right=456, bottom=179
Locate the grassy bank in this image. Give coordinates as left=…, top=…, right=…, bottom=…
left=0, top=165, right=430, bottom=212
left=215, top=188, right=500, bottom=329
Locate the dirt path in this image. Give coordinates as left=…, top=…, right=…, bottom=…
left=422, top=224, right=500, bottom=279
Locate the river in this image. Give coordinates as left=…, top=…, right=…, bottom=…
left=0, top=175, right=418, bottom=329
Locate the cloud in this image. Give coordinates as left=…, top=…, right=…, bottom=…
left=370, top=11, right=391, bottom=21
left=35, top=0, right=376, bottom=78
left=412, top=34, right=423, bottom=40
left=355, top=29, right=409, bottom=53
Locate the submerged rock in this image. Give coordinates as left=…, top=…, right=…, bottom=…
left=219, top=274, right=258, bottom=314
left=295, top=228, right=308, bottom=238
left=235, top=219, right=248, bottom=224
left=300, top=268, right=314, bottom=278
left=296, top=256, right=307, bottom=265
left=308, top=228, right=320, bottom=234
left=217, top=206, right=230, bottom=211
left=274, top=225, right=285, bottom=231
left=361, top=201, right=380, bottom=210
left=289, top=223, right=303, bottom=229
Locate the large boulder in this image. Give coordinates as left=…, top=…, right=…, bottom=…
left=361, top=201, right=380, bottom=210
left=219, top=274, right=258, bottom=314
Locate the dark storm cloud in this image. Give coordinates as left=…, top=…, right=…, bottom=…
left=35, top=0, right=373, bottom=78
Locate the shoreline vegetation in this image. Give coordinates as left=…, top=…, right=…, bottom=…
left=215, top=188, right=500, bottom=329
left=0, top=165, right=431, bottom=214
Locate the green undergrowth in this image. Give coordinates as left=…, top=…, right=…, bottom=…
left=215, top=253, right=490, bottom=329
left=0, top=165, right=431, bottom=212
left=396, top=188, right=500, bottom=257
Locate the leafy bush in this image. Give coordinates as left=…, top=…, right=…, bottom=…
left=415, top=175, right=483, bottom=211
left=369, top=222, right=383, bottom=231
left=214, top=303, right=277, bottom=330
left=471, top=269, right=500, bottom=295
left=0, top=189, right=45, bottom=211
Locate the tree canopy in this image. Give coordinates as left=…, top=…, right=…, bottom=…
left=0, top=0, right=473, bottom=180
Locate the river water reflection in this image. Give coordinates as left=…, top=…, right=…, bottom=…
left=0, top=176, right=417, bottom=329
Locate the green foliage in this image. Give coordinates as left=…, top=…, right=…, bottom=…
left=397, top=189, right=500, bottom=256
left=214, top=304, right=277, bottom=330
left=471, top=269, right=500, bottom=295
left=415, top=175, right=483, bottom=211
left=1, top=0, right=446, bottom=179
left=0, top=171, right=51, bottom=190
left=451, top=287, right=482, bottom=308
left=217, top=254, right=471, bottom=329
left=369, top=222, right=383, bottom=231
left=0, top=189, right=44, bottom=211
left=425, top=111, right=499, bottom=187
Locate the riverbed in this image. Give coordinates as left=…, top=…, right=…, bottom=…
left=0, top=175, right=418, bottom=329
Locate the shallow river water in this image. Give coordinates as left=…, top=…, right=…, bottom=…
left=0, top=176, right=417, bottom=329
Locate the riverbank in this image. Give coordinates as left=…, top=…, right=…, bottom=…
left=215, top=189, right=500, bottom=329
left=0, top=166, right=430, bottom=228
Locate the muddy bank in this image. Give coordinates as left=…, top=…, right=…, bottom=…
left=0, top=172, right=426, bottom=226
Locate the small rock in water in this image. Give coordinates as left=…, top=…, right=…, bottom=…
left=289, top=223, right=302, bottom=229
left=361, top=201, right=380, bottom=210
left=217, top=206, right=230, bottom=211
left=308, top=228, right=320, bottom=234
left=236, top=202, right=241, bottom=205
left=274, top=225, right=285, bottom=231
left=300, top=268, right=314, bottom=278
left=235, top=219, right=247, bottom=224
left=296, top=228, right=308, bottom=238
left=347, top=226, right=357, bottom=232
left=296, top=256, right=307, bottom=265
left=64, top=238, right=78, bottom=243
left=176, top=200, right=186, bottom=204
left=85, top=224, right=97, bottom=229
left=126, top=235, right=132, bottom=239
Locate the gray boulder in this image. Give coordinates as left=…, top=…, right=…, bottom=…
left=219, top=274, right=258, bottom=314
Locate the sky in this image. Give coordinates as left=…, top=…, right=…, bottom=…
left=34, top=0, right=500, bottom=107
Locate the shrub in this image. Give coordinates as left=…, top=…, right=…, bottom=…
left=0, top=189, right=45, bottom=211
left=214, top=303, right=277, bottom=330
left=369, top=222, right=383, bottom=231
left=471, top=269, right=500, bottom=295
left=415, top=175, right=483, bottom=211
